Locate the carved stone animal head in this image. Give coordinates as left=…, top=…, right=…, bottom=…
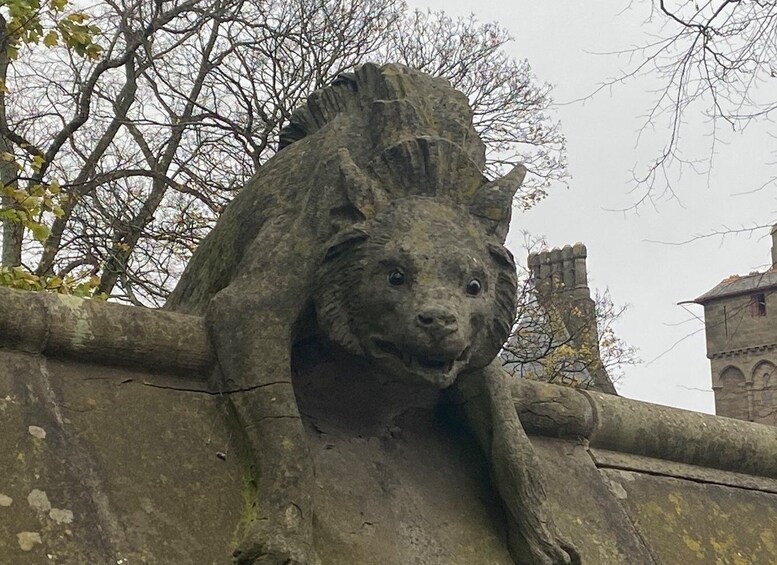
left=279, top=63, right=525, bottom=387
left=315, top=195, right=518, bottom=389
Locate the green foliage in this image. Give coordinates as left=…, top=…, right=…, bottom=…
left=0, top=0, right=102, bottom=295
left=0, top=154, right=66, bottom=241
left=0, top=265, right=104, bottom=297
left=1, top=0, right=103, bottom=60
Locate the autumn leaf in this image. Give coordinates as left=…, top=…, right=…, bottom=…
left=43, top=31, right=58, bottom=47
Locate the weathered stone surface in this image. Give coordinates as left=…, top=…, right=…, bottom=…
left=0, top=350, right=242, bottom=564
left=0, top=346, right=518, bottom=564
left=295, top=349, right=515, bottom=564
left=3, top=342, right=777, bottom=563
left=17, top=531, right=42, bottom=552
left=583, top=388, right=777, bottom=478
left=1, top=351, right=110, bottom=563
left=603, top=469, right=777, bottom=563
left=590, top=448, right=777, bottom=493
left=529, top=438, right=656, bottom=564
left=0, top=285, right=211, bottom=373
left=164, top=62, right=575, bottom=565
left=512, top=378, right=596, bottom=438
left=2, top=58, right=777, bottom=563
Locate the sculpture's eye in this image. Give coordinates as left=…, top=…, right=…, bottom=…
left=388, top=269, right=405, bottom=286
left=466, top=279, right=482, bottom=296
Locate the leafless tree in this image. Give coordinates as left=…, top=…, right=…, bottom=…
left=0, top=0, right=566, bottom=305
left=606, top=2, right=777, bottom=204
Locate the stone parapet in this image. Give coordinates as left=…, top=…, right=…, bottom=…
left=513, top=378, right=777, bottom=479
left=2, top=289, right=777, bottom=563
left=0, top=286, right=211, bottom=374
left=2, top=287, right=774, bottom=480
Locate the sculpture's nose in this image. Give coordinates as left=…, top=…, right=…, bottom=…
left=416, top=309, right=458, bottom=335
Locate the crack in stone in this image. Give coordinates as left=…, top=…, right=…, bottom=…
left=140, top=380, right=290, bottom=395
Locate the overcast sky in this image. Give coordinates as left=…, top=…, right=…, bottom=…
left=410, top=0, right=777, bottom=413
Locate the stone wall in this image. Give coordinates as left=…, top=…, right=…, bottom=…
left=2, top=287, right=777, bottom=564
left=703, top=292, right=777, bottom=357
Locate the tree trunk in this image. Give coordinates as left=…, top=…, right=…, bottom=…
left=0, top=16, right=22, bottom=268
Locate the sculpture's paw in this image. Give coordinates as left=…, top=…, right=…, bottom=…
left=521, top=536, right=580, bottom=565
left=539, top=536, right=580, bottom=565
left=509, top=521, right=581, bottom=565
left=232, top=521, right=320, bottom=565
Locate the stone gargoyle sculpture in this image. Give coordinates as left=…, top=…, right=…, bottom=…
left=166, top=63, right=579, bottom=565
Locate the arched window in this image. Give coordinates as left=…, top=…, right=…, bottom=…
left=716, top=366, right=748, bottom=420
left=752, top=361, right=777, bottom=420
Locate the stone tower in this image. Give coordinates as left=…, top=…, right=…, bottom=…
left=518, top=243, right=617, bottom=394
left=693, top=225, right=777, bottom=425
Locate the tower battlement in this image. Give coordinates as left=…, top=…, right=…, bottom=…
left=528, top=243, right=589, bottom=299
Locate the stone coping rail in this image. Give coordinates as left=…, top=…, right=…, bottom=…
left=0, top=286, right=210, bottom=373
left=2, top=286, right=777, bottom=479
left=513, top=377, right=777, bottom=480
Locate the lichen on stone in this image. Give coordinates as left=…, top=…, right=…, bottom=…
left=27, top=489, right=51, bottom=513
left=17, top=531, right=42, bottom=551
left=49, top=507, right=74, bottom=524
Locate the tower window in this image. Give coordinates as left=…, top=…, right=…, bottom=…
left=750, top=293, right=767, bottom=317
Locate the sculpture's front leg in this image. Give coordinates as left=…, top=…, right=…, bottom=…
left=456, top=361, right=580, bottom=565
left=208, top=283, right=319, bottom=565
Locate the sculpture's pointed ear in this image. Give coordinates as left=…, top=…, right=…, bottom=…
left=323, top=227, right=369, bottom=262
left=336, top=148, right=388, bottom=220
left=487, top=242, right=516, bottom=270
left=469, top=164, right=526, bottom=240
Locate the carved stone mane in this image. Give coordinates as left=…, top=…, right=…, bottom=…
left=279, top=64, right=503, bottom=211
left=166, top=63, right=519, bottom=315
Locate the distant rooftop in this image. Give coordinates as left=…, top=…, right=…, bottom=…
left=694, top=270, right=777, bottom=305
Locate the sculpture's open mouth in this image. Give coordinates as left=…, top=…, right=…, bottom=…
left=372, top=339, right=469, bottom=375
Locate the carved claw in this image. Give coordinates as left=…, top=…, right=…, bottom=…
left=508, top=520, right=581, bottom=565
left=560, top=538, right=582, bottom=565
left=537, top=537, right=580, bottom=565
left=232, top=520, right=320, bottom=565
